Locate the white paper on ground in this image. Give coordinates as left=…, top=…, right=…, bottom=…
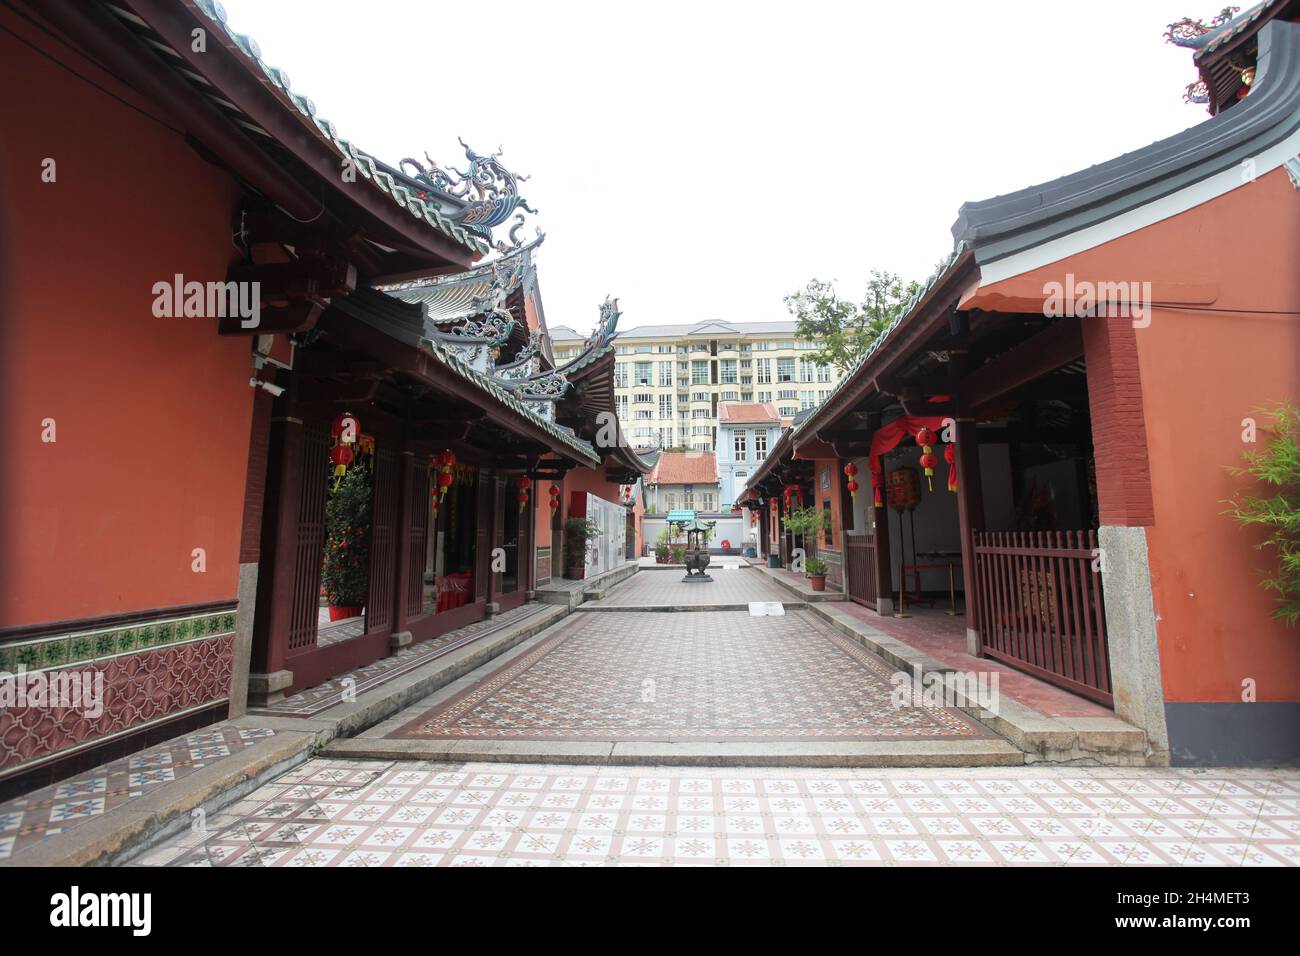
left=748, top=602, right=785, bottom=616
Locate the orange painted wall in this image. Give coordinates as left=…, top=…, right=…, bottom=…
left=0, top=20, right=252, bottom=626
left=976, top=168, right=1300, bottom=702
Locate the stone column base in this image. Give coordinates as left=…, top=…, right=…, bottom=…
left=485, top=602, right=500, bottom=618
left=876, top=597, right=895, bottom=616
left=247, top=670, right=294, bottom=707
left=390, top=631, right=413, bottom=650
left=1099, top=525, right=1169, bottom=756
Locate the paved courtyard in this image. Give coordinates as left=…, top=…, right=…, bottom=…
left=582, top=567, right=792, bottom=607
left=389, top=610, right=993, bottom=742
left=133, top=759, right=1300, bottom=867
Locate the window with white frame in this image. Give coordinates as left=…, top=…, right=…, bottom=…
left=720, top=359, right=737, bottom=384
left=777, top=358, right=795, bottom=382
left=658, top=395, right=673, bottom=418
left=691, top=360, right=709, bottom=384
left=756, top=358, right=772, bottom=383
left=614, top=364, right=628, bottom=387
left=658, top=362, right=673, bottom=387
left=817, top=364, right=831, bottom=383
left=755, top=430, right=768, bottom=460
left=734, top=429, right=748, bottom=461
left=634, top=361, right=652, bottom=385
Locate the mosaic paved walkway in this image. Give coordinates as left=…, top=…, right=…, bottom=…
left=132, top=758, right=1300, bottom=867
left=582, top=567, right=793, bottom=607
left=388, top=610, right=992, bottom=742
left=0, top=726, right=275, bottom=860
left=249, top=604, right=550, bottom=718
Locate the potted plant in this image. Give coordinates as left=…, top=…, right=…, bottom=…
left=321, top=465, right=372, bottom=620
left=564, top=516, right=601, bottom=580
left=804, top=557, right=829, bottom=592
left=781, top=505, right=831, bottom=546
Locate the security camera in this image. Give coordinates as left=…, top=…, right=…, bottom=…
left=250, top=377, right=285, bottom=397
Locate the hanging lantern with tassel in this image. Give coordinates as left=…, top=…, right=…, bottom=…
left=434, top=450, right=457, bottom=501
left=843, top=462, right=859, bottom=499
left=871, top=470, right=883, bottom=508
left=515, top=476, right=531, bottom=513
left=944, top=443, right=957, bottom=492
left=916, top=427, right=937, bottom=491
left=329, top=412, right=360, bottom=490
left=548, top=483, right=561, bottom=513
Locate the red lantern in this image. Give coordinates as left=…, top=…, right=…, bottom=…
left=515, top=476, right=531, bottom=513
left=548, top=483, right=561, bottom=512
left=847, top=480, right=859, bottom=495
left=329, top=412, right=361, bottom=490
left=943, top=443, right=957, bottom=493
left=331, top=412, right=360, bottom=445
left=871, top=470, right=883, bottom=508
left=916, top=427, right=938, bottom=491
left=843, top=462, right=859, bottom=497
left=431, top=450, right=458, bottom=501
left=329, top=444, right=354, bottom=472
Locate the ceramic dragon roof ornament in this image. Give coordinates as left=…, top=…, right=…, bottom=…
left=400, top=138, right=537, bottom=243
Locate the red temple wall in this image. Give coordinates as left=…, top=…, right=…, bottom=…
left=974, top=169, right=1300, bottom=703
left=0, top=20, right=251, bottom=628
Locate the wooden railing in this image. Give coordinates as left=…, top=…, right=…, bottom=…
left=972, top=530, right=1112, bottom=706
left=844, top=531, right=878, bottom=610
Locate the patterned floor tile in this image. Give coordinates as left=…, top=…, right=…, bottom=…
left=0, top=724, right=275, bottom=861
left=249, top=604, right=550, bottom=718
left=135, top=759, right=1300, bottom=868
left=390, top=610, right=992, bottom=742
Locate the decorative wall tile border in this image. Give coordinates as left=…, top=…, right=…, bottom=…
left=0, top=609, right=237, bottom=675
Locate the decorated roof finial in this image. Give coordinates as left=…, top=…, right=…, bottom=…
left=1164, top=6, right=1240, bottom=45
left=400, top=139, right=537, bottom=240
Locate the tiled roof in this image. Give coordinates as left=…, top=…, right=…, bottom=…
left=384, top=237, right=540, bottom=322
left=718, top=402, right=779, bottom=424
left=190, top=0, right=490, bottom=257
left=1191, top=1, right=1277, bottom=59
left=549, top=320, right=798, bottom=342
left=327, top=290, right=599, bottom=464
left=649, top=452, right=719, bottom=486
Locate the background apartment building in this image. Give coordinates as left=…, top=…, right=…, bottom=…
left=548, top=320, right=842, bottom=452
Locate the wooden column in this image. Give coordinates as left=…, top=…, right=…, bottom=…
left=475, top=472, right=492, bottom=603
left=391, top=446, right=416, bottom=644
left=872, top=496, right=893, bottom=615
left=953, top=418, right=986, bottom=655
left=249, top=413, right=305, bottom=692
left=866, top=415, right=893, bottom=615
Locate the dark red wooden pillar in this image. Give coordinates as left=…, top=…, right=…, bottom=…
left=953, top=418, right=986, bottom=654
left=475, top=471, right=492, bottom=603
left=872, top=496, right=892, bottom=612
left=391, top=447, right=415, bottom=640
left=250, top=413, right=306, bottom=679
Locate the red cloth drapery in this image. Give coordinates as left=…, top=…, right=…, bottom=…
left=866, top=415, right=956, bottom=504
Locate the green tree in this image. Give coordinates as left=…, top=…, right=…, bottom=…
left=322, top=465, right=372, bottom=607
left=785, top=269, right=921, bottom=372
left=1224, top=400, right=1300, bottom=627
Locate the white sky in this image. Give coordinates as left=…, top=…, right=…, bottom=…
left=221, top=0, right=1206, bottom=332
